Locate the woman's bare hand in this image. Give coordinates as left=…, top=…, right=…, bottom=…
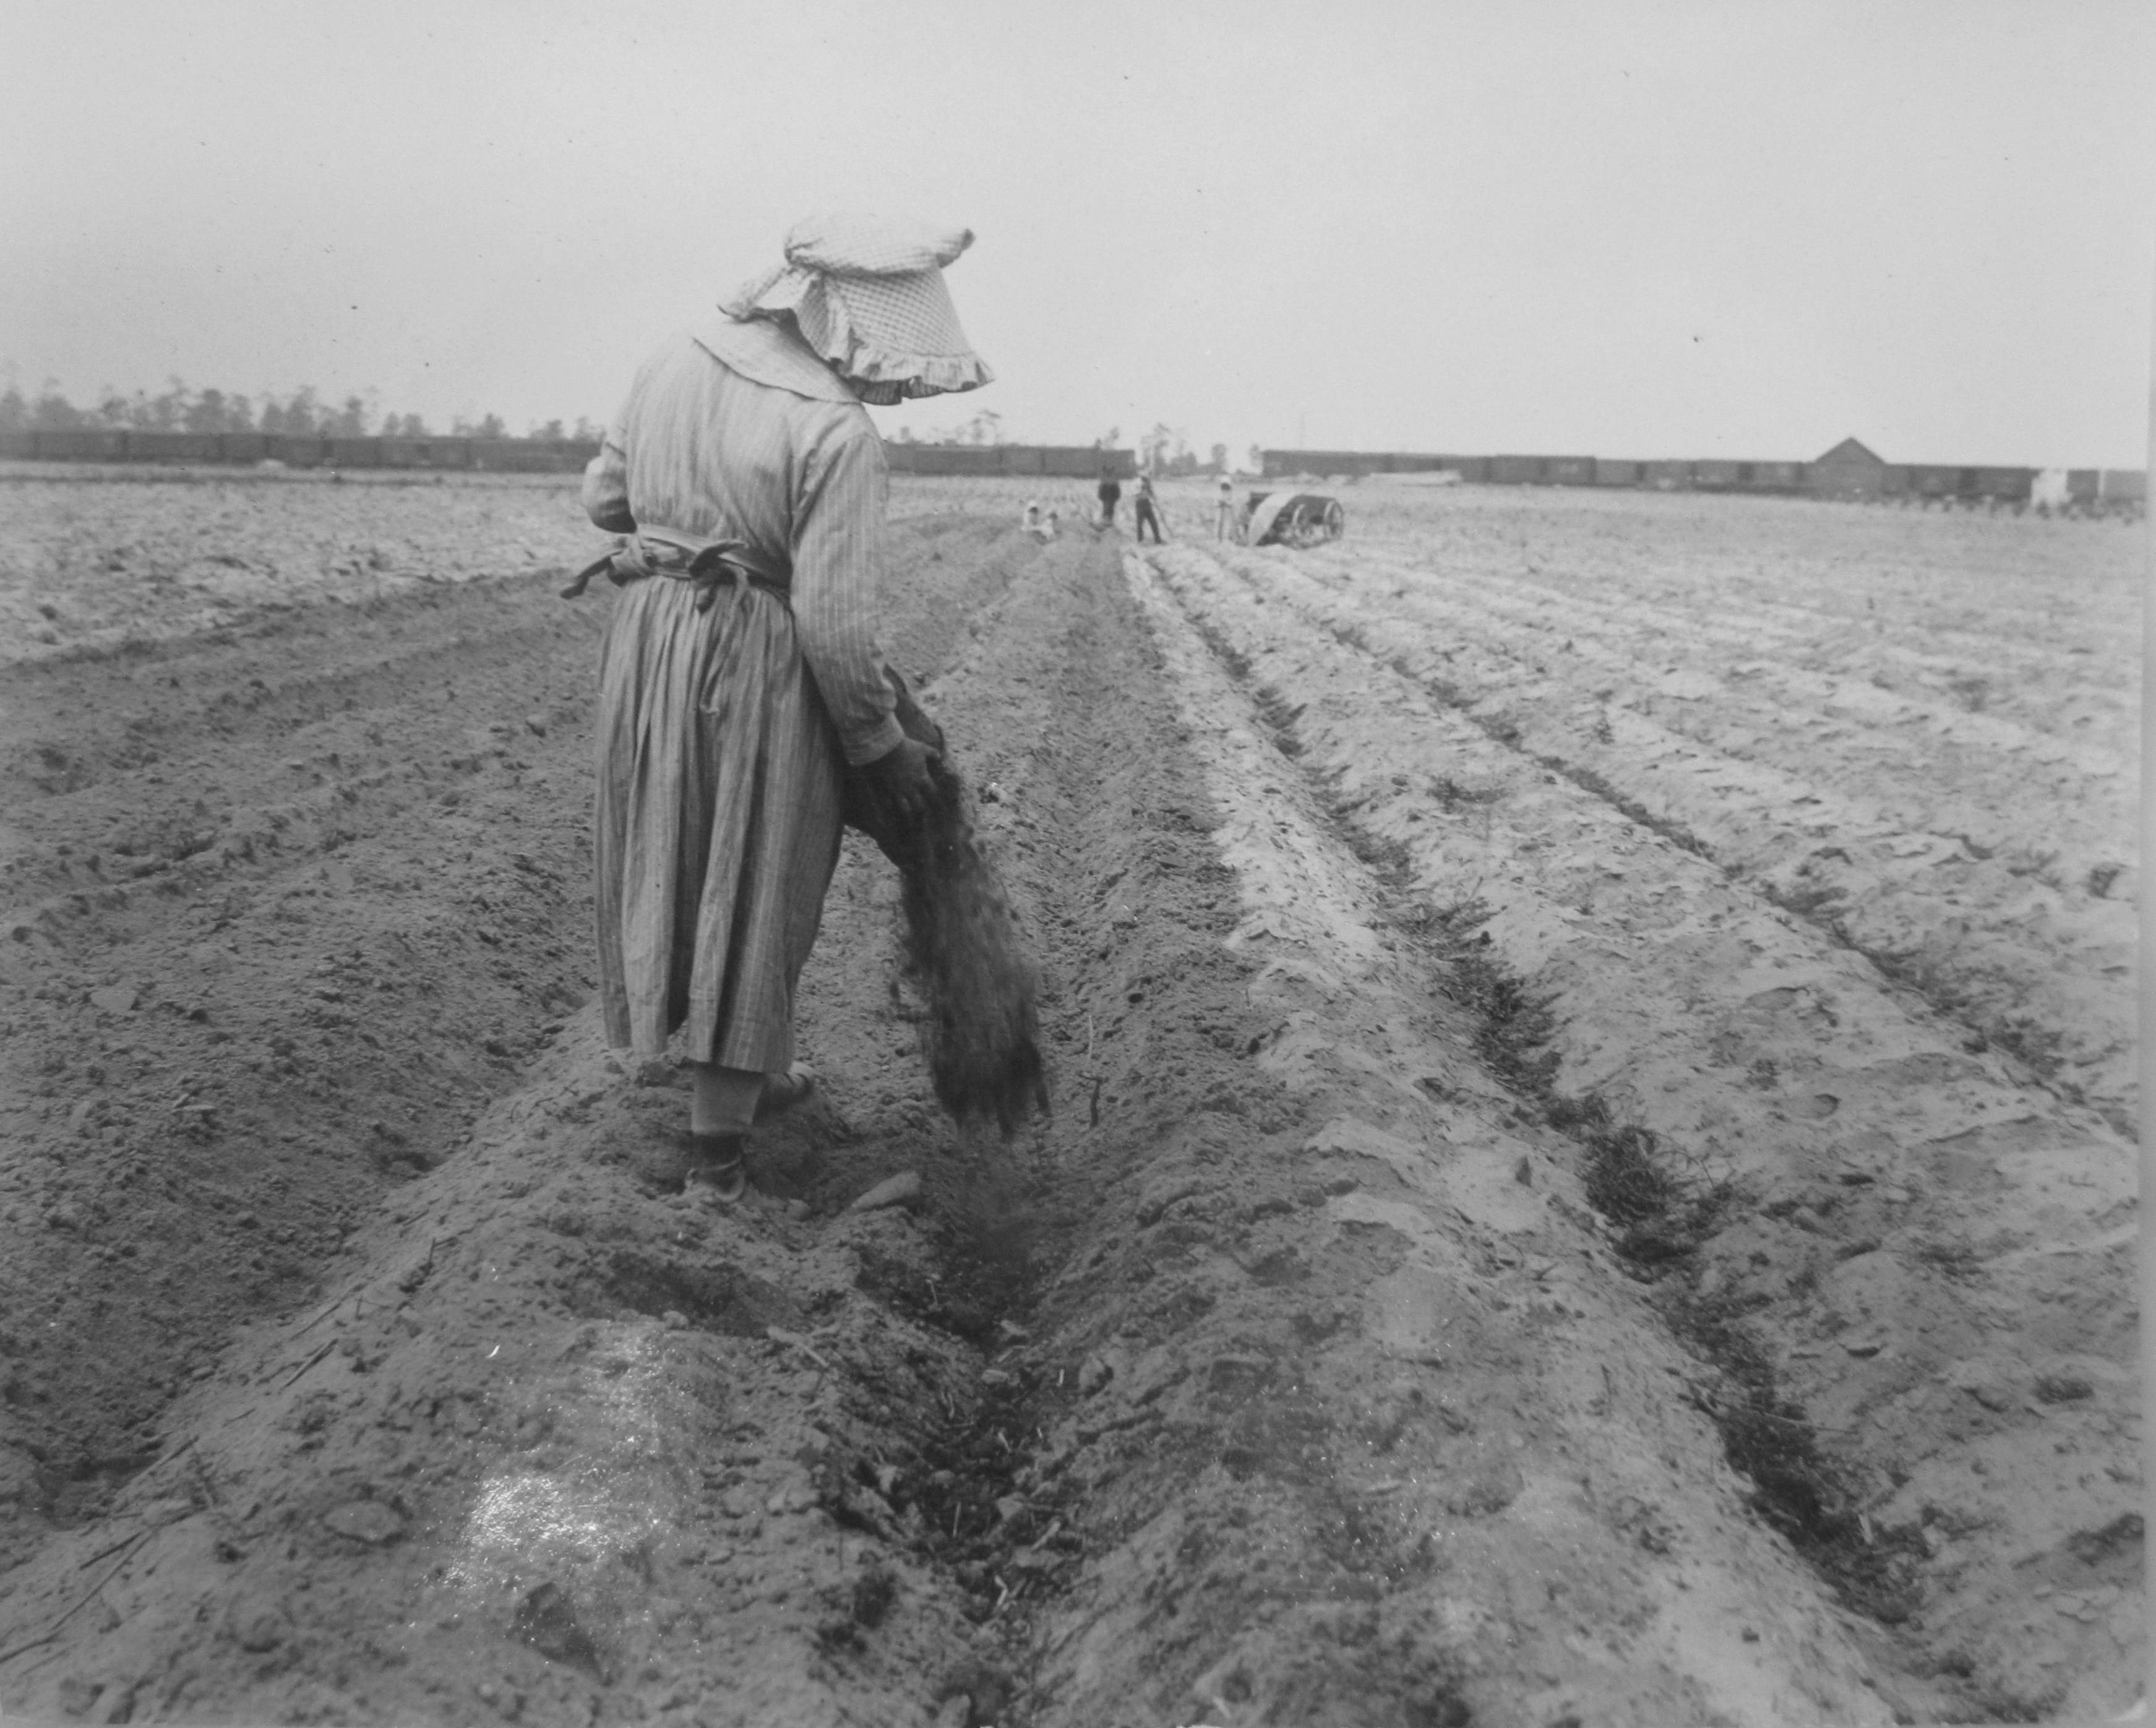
left=863, top=735, right=940, bottom=827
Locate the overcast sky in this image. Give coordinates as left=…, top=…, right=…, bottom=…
left=4, top=1, right=2151, bottom=466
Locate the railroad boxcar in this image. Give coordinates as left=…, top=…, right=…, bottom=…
left=896, top=442, right=1007, bottom=476
left=376, top=437, right=449, bottom=468
left=1261, top=449, right=1375, bottom=479
left=1043, top=445, right=1133, bottom=478
left=1489, top=453, right=1592, bottom=486
left=1897, top=464, right=2028, bottom=503
left=1966, top=466, right=2035, bottom=502
left=482, top=437, right=593, bottom=472
left=262, top=434, right=333, bottom=467
left=124, top=432, right=221, bottom=463
left=24, top=428, right=132, bottom=462
left=1691, top=459, right=1800, bottom=492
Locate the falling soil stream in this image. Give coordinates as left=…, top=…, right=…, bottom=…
left=0, top=472, right=2141, bottom=1726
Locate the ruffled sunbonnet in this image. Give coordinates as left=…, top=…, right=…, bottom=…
left=721, top=215, right=993, bottom=405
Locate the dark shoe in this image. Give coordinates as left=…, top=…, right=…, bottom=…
left=682, top=1132, right=747, bottom=1203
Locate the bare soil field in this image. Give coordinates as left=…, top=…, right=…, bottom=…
left=0, top=466, right=2141, bottom=1726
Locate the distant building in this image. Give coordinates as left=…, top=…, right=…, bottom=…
left=1806, top=437, right=1888, bottom=498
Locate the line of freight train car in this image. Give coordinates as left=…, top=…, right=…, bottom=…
left=0, top=429, right=1141, bottom=479
left=0, top=428, right=599, bottom=472
left=1261, top=447, right=2145, bottom=511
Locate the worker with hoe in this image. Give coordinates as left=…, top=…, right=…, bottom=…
left=577, top=215, right=993, bottom=1201
left=1096, top=468, right=1122, bottom=531
left=1133, top=472, right=1167, bottom=543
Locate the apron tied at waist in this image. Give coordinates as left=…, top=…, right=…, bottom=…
left=562, top=526, right=791, bottom=614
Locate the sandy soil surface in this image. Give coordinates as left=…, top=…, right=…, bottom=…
left=0, top=468, right=2141, bottom=1726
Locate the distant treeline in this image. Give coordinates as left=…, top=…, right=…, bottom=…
left=2, top=382, right=1166, bottom=481
left=0, top=428, right=601, bottom=473
left=0, top=427, right=1138, bottom=479
left=0, top=379, right=598, bottom=444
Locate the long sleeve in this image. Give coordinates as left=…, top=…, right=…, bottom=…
left=791, top=426, right=903, bottom=765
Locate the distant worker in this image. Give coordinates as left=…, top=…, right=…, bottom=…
left=1021, top=498, right=1043, bottom=535
left=1214, top=475, right=1235, bottom=541
left=1041, top=507, right=1059, bottom=540
left=577, top=214, right=992, bottom=1202
left=1096, top=471, right=1122, bottom=531
left=1133, top=473, right=1166, bottom=544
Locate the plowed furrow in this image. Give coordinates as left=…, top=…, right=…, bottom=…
left=1141, top=535, right=2141, bottom=1719
left=1196, top=539, right=2136, bottom=1132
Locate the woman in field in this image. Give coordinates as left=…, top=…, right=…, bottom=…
left=580, top=215, right=992, bottom=1200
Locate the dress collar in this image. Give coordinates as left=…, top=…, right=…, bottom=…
left=689, top=313, right=859, bottom=405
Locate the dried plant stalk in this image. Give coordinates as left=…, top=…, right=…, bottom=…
left=844, top=673, right=1049, bottom=1133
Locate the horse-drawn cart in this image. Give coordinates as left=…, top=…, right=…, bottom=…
left=1242, top=491, right=1345, bottom=548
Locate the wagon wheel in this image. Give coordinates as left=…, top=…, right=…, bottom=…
left=1288, top=501, right=1341, bottom=549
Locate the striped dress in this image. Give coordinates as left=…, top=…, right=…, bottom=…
left=582, top=316, right=903, bottom=1072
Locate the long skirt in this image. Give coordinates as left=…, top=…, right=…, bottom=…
left=592, top=577, right=844, bottom=1071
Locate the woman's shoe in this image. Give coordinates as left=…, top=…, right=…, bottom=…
left=754, top=1063, right=816, bottom=1123
left=682, top=1131, right=748, bottom=1203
